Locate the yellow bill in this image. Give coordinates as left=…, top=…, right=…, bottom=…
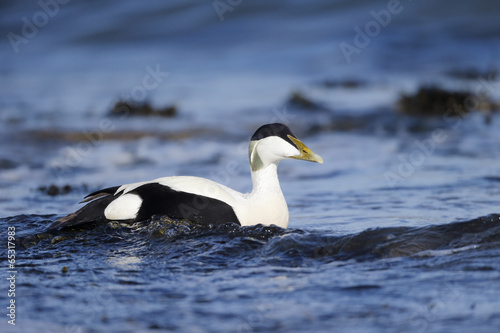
left=288, top=135, right=324, bottom=164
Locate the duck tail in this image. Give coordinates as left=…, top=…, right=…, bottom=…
left=48, top=186, right=120, bottom=231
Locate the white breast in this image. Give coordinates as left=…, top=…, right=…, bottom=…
left=235, top=192, right=289, bottom=227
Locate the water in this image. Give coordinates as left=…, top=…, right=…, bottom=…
left=1, top=1, right=500, bottom=332
left=4, top=214, right=500, bottom=332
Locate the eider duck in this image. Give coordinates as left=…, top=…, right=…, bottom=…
left=49, top=123, right=323, bottom=230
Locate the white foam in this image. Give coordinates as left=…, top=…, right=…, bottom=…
left=412, top=245, right=479, bottom=258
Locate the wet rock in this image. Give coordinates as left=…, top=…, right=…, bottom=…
left=287, top=91, right=324, bottom=111
left=397, top=86, right=474, bottom=117
left=319, top=78, right=366, bottom=89
left=0, top=158, right=17, bottom=169
left=38, top=184, right=73, bottom=196
left=445, top=67, right=497, bottom=80
left=109, top=100, right=177, bottom=118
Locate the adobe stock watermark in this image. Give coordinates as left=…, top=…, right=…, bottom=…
left=6, top=226, right=17, bottom=326
left=384, top=72, right=498, bottom=188
left=237, top=299, right=275, bottom=333
left=213, top=0, right=242, bottom=22
left=339, top=0, right=405, bottom=64
left=209, top=105, right=296, bottom=187
left=64, top=269, right=116, bottom=333
left=406, top=281, right=463, bottom=333
left=177, top=105, right=298, bottom=222
left=49, top=64, right=169, bottom=180
left=7, top=0, right=71, bottom=54
left=444, top=73, right=498, bottom=130
left=384, top=129, right=447, bottom=187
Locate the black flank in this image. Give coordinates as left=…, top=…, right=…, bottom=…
left=48, top=182, right=240, bottom=230
left=132, top=183, right=240, bottom=226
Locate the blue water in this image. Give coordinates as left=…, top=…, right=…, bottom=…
left=1, top=1, right=500, bottom=332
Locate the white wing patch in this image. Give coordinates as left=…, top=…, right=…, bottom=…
left=104, top=193, right=142, bottom=220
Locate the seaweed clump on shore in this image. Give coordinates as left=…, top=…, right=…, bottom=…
left=397, top=86, right=474, bottom=117
left=109, top=100, right=177, bottom=118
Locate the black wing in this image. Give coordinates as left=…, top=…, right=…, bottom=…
left=132, top=183, right=240, bottom=226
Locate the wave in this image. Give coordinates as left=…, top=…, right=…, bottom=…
left=5, top=213, right=500, bottom=263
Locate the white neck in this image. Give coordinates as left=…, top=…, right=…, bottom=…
left=236, top=162, right=289, bottom=228
left=250, top=162, right=282, bottom=196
